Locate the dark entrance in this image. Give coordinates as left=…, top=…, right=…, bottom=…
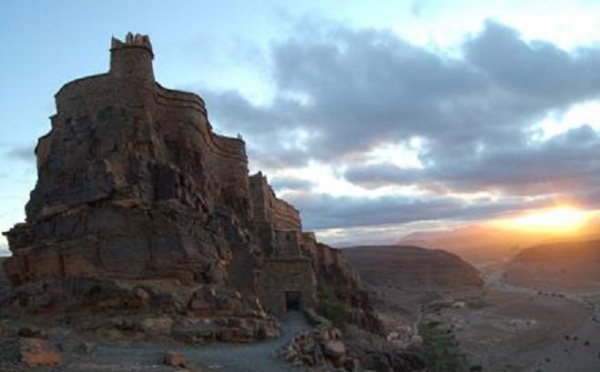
left=285, top=291, right=302, bottom=311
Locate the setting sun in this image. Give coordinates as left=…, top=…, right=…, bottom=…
left=495, top=206, right=594, bottom=233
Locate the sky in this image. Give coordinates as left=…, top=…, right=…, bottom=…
left=2, top=0, right=600, bottom=253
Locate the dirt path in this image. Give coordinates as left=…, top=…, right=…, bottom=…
left=55, top=311, right=312, bottom=372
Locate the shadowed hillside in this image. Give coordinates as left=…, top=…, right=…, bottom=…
left=504, top=238, right=600, bottom=291
left=342, top=245, right=483, bottom=291
left=398, top=226, right=532, bottom=266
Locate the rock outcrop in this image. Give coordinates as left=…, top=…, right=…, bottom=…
left=1, top=33, right=378, bottom=335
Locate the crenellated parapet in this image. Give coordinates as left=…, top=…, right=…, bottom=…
left=111, top=32, right=153, bottom=54
left=110, top=32, right=154, bottom=81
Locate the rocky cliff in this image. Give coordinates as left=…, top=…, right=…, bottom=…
left=1, top=33, right=378, bottom=337
left=5, top=34, right=253, bottom=287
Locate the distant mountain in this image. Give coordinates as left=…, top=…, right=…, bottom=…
left=397, top=220, right=600, bottom=267
left=503, top=238, right=600, bottom=290
left=398, top=225, right=533, bottom=266
left=342, top=245, right=483, bottom=291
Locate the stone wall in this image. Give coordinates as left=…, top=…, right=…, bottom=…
left=274, top=230, right=302, bottom=257
left=249, top=173, right=301, bottom=231
left=259, top=258, right=316, bottom=316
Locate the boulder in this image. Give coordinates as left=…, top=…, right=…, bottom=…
left=141, top=316, right=173, bottom=336
left=19, top=338, right=61, bottom=367
left=322, top=339, right=346, bottom=359
left=163, top=351, right=188, bottom=369
left=17, top=324, right=46, bottom=339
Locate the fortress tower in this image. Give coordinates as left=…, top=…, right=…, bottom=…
left=109, top=32, right=154, bottom=81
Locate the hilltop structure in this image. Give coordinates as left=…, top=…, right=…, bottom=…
left=2, top=34, right=373, bottom=328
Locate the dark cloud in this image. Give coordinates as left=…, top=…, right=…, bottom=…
left=346, top=125, right=600, bottom=195
left=287, top=191, right=549, bottom=231
left=5, top=145, right=35, bottom=163
left=464, top=21, right=600, bottom=103
left=270, top=175, right=315, bottom=192
left=196, top=19, right=600, bottom=233
left=204, top=20, right=600, bottom=166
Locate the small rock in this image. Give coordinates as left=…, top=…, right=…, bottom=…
left=141, top=316, right=173, bottom=336
left=330, top=328, right=342, bottom=339
left=19, top=338, right=62, bottom=367
left=319, top=329, right=331, bottom=341
left=133, top=287, right=150, bottom=301
left=18, top=325, right=46, bottom=339
left=322, top=339, right=346, bottom=359
left=163, top=351, right=187, bottom=368
left=76, top=341, right=95, bottom=354
left=343, top=357, right=361, bottom=372
left=96, top=328, right=126, bottom=341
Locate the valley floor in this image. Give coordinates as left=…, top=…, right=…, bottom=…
left=373, top=267, right=600, bottom=372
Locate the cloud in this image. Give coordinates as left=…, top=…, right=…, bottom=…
left=197, top=18, right=600, bottom=234
left=205, top=20, right=600, bottom=165
left=5, top=144, right=35, bottom=163
left=0, top=242, right=9, bottom=257
left=464, top=21, right=600, bottom=103
left=287, top=191, right=548, bottom=231
left=346, top=125, right=600, bottom=195
left=270, top=175, right=315, bottom=192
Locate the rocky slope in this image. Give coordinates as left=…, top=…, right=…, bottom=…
left=343, top=245, right=483, bottom=291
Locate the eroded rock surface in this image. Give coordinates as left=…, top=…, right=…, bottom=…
left=1, top=33, right=379, bottom=339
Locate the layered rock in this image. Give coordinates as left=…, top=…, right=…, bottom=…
left=1, top=33, right=379, bottom=333
left=5, top=33, right=251, bottom=287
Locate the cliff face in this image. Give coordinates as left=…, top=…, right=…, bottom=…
left=1, top=34, right=378, bottom=331
left=4, top=35, right=312, bottom=312
left=4, top=34, right=254, bottom=288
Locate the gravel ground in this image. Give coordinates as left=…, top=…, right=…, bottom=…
left=57, top=311, right=312, bottom=372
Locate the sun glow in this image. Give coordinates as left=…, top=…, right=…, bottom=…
left=496, top=206, right=594, bottom=234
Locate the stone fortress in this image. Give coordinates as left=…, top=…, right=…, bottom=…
left=2, top=33, right=371, bottom=326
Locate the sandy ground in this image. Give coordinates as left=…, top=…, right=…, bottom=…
left=371, top=260, right=600, bottom=372
left=432, top=266, right=600, bottom=372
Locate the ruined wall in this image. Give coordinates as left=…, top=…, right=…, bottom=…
left=259, top=258, right=316, bottom=316
left=308, top=244, right=362, bottom=289
left=274, top=230, right=302, bottom=257
left=249, top=173, right=301, bottom=231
